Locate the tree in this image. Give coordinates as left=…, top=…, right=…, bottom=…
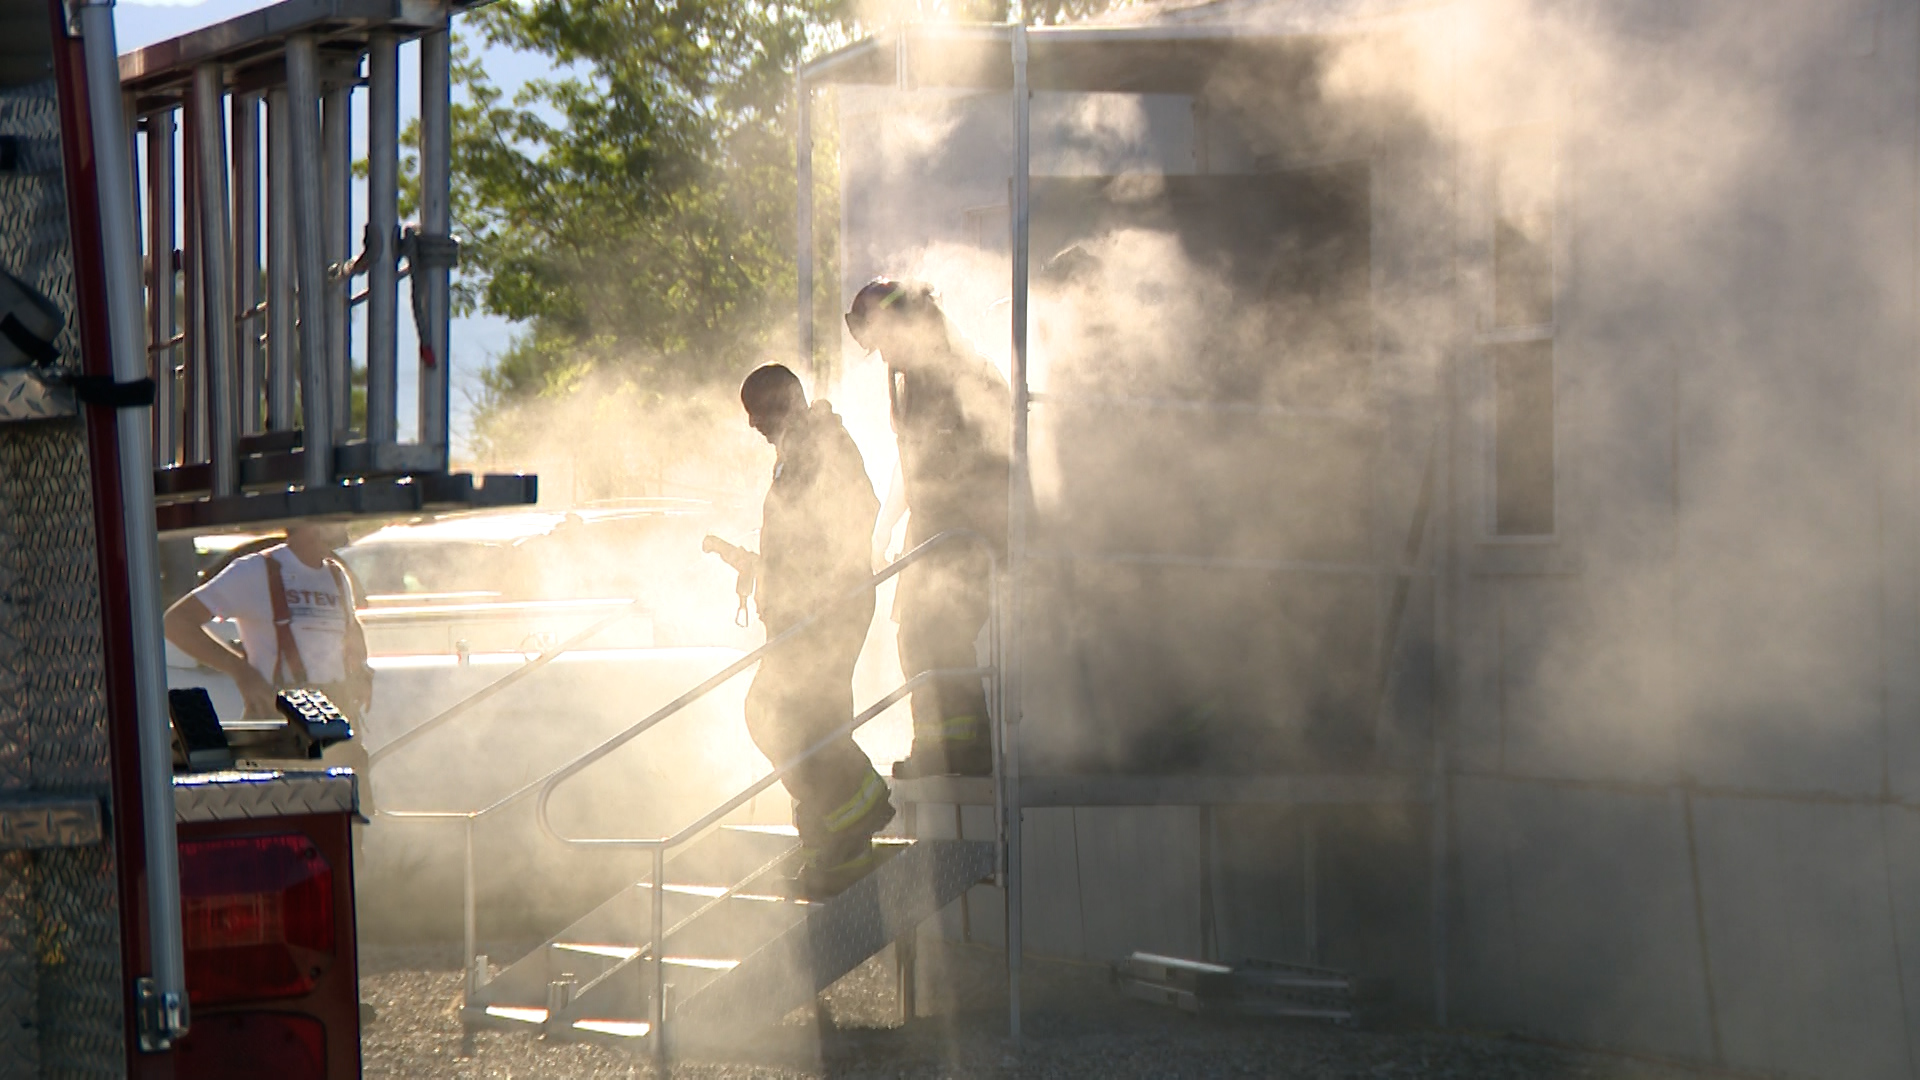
left=453, top=0, right=1125, bottom=488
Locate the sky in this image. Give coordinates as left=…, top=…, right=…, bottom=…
left=116, top=0, right=546, bottom=461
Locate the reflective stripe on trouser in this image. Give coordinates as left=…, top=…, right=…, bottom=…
left=823, top=771, right=889, bottom=835
left=912, top=715, right=983, bottom=744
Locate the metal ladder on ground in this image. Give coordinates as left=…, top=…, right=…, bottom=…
left=378, top=530, right=1007, bottom=1060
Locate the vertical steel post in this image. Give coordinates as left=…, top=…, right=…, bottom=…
left=78, top=0, right=190, bottom=1046
left=191, top=63, right=238, bottom=497
left=464, top=817, right=477, bottom=979
left=650, top=845, right=666, bottom=1060
left=796, top=78, right=814, bottom=380
left=1004, top=22, right=1030, bottom=1047
left=286, top=35, right=334, bottom=489
left=232, top=91, right=261, bottom=434
left=265, top=88, right=296, bottom=431
left=366, top=33, right=400, bottom=451
left=145, top=110, right=178, bottom=463
left=322, top=83, right=352, bottom=434
left=419, top=19, right=453, bottom=461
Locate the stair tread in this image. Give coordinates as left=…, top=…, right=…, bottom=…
left=471, top=836, right=993, bottom=1051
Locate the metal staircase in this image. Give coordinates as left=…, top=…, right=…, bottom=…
left=374, top=530, right=1008, bottom=1061
left=462, top=825, right=992, bottom=1054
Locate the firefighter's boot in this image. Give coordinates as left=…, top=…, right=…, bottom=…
left=794, top=774, right=895, bottom=900
left=891, top=715, right=993, bottom=778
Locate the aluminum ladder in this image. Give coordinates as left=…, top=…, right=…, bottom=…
left=117, top=0, right=534, bottom=532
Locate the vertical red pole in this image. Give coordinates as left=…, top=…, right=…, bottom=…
left=47, top=4, right=171, bottom=1075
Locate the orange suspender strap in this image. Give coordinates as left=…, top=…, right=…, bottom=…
left=263, top=554, right=308, bottom=687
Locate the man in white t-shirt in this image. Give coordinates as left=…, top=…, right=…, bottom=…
left=164, top=522, right=372, bottom=721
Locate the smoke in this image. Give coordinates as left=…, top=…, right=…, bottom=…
left=350, top=0, right=1920, bottom=1067
left=823, top=0, right=1920, bottom=1069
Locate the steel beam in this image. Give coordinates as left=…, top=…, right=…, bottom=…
left=286, top=35, right=334, bottom=489
left=190, top=62, right=238, bottom=497
left=365, top=32, right=399, bottom=449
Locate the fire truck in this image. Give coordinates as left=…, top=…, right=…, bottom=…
left=0, top=0, right=528, bottom=1073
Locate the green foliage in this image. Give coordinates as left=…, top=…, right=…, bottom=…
left=454, top=0, right=1126, bottom=483
left=452, top=0, right=851, bottom=408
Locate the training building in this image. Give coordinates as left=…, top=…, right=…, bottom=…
left=808, top=0, right=1920, bottom=1076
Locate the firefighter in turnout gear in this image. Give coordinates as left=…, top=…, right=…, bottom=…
left=846, top=279, right=1010, bottom=779
left=708, top=364, right=893, bottom=898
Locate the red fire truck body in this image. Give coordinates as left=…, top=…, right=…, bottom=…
left=1, top=0, right=515, bottom=1072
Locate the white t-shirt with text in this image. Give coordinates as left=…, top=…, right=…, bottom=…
left=192, top=546, right=354, bottom=685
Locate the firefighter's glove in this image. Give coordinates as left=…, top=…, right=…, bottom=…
left=702, top=535, right=758, bottom=627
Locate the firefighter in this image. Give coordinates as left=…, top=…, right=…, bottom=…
left=165, top=521, right=371, bottom=719
left=845, top=279, right=1010, bottom=778
left=706, top=364, right=893, bottom=897
left=162, top=522, right=375, bottom=798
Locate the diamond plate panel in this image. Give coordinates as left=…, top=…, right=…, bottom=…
left=173, top=769, right=361, bottom=824
left=0, top=75, right=129, bottom=1078
left=0, top=371, right=76, bottom=424
left=0, top=79, right=79, bottom=370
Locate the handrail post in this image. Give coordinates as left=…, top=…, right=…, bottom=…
left=650, top=845, right=666, bottom=1061
left=464, top=815, right=477, bottom=987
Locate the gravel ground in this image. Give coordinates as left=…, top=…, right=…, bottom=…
left=359, top=942, right=1748, bottom=1080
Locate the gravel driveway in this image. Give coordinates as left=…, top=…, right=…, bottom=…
left=359, top=942, right=1746, bottom=1080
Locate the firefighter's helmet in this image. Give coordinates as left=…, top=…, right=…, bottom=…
left=845, top=277, right=936, bottom=347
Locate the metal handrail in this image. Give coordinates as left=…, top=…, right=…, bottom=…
left=376, top=529, right=1003, bottom=1041
left=525, top=528, right=1000, bottom=1054
left=530, top=528, right=997, bottom=833
left=368, top=599, right=636, bottom=765
left=558, top=668, right=986, bottom=1008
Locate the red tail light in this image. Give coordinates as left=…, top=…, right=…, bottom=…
left=179, top=833, right=335, bottom=1005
